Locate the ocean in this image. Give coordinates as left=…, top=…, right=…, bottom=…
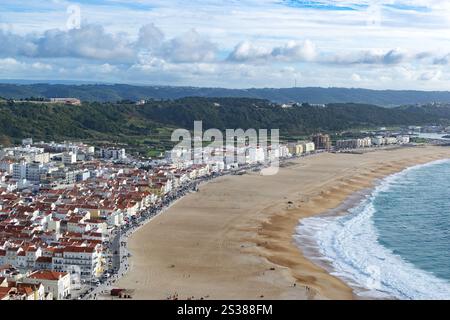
left=295, top=159, right=450, bottom=299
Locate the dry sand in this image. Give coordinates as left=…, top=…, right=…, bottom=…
left=116, top=145, right=450, bottom=300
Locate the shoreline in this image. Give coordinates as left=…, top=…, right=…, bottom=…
left=114, top=145, right=450, bottom=300
left=293, top=186, right=389, bottom=299
left=293, top=187, right=371, bottom=267
left=295, top=157, right=450, bottom=300
left=266, top=147, right=450, bottom=300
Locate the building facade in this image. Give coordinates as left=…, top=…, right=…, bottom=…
left=312, top=133, right=331, bottom=150
left=26, top=271, right=71, bottom=300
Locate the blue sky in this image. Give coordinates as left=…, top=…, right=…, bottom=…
left=1, top=0, right=450, bottom=89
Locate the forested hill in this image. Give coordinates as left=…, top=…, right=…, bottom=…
left=3, top=83, right=450, bottom=106
left=1, top=98, right=450, bottom=145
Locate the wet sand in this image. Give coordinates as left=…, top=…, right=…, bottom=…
left=116, top=145, right=450, bottom=300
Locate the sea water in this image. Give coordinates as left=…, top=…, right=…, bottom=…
left=295, top=159, right=450, bottom=299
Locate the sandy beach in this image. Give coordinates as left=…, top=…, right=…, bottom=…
left=116, top=145, right=450, bottom=300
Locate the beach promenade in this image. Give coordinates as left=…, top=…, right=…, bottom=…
left=117, top=146, right=450, bottom=300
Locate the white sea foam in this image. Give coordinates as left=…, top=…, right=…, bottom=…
left=295, top=158, right=450, bottom=300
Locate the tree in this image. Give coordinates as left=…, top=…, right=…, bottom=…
left=0, top=134, right=12, bottom=147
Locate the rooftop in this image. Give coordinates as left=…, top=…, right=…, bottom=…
left=28, top=270, right=68, bottom=281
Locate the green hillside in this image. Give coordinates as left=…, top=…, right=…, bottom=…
left=3, top=83, right=450, bottom=106
left=1, top=97, right=449, bottom=154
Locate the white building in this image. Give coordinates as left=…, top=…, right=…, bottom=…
left=62, top=152, right=77, bottom=164
left=0, top=159, right=14, bottom=173
left=22, top=138, right=33, bottom=146
left=385, top=137, right=398, bottom=145
left=26, top=162, right=45, bottom=182
left=278, top=145, right=290, bottom=158
left=106, top=211, right=124, bottom=227
left=3, top=146, right=50, bottom=163
left=336, top=139, right=358, bottom=149
left=165, top=147, right=191, bottom=163
left=371, top=136, right=384, bottom=146
left=209, top=161, right=225, bottom=173
left=26, top=271, right=71, bottom=300
left=76, top=170, right=90, bottom=182
left=12, top=162, right=27, bottom=180
left=50, top=98, right=81, bottom=106
left=12, top=162, right=46, bottom=182
left=359, top=137, right=372, bottom=148
left=397, top=135, right=410, bottom=144
left=302, top=142, right=315, bottom=153
left=60, top=246, right=103, bottom=278
left=100, top=148, right=126, bottom=160
left=247, top=147, right=265, bottom=164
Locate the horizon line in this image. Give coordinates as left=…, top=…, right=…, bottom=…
left=1, top=79, right=450, bottom=93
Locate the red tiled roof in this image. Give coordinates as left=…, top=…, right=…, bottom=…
left=64, top=246, right=96, bottom=253
left=0, top=287, right=12, bottom=299
left=28, top=270, right=67, bottom=281
left=36, top=256, right=52, bottom=263
left=16, top=283, right=36, bottom=296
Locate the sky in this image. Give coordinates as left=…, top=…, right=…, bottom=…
left=1, top=0, right=450, bottom=89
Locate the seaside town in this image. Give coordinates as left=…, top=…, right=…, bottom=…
left=0, top=128, right=430, bottom=300
left=8, top=0, right=450, bottom=305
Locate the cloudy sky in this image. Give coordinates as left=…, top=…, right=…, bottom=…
left=1, top=0, right=450, bottom=89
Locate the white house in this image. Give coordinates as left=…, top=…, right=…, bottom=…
left=0, top=159, right=14, bottom=173
left=397, top=135, right=410, bottom=144
left=26, top=270, right=71, bottom=300
left=302, top=142, right=315, bottom=153
left=371, top=136, right=384, bottom=146
left=247, top=147, right=265, bottom=164
left=62, top=152, right=77, bottom=165
left=62, top=245, right=103, bottom=278
left=385, top=137, right=398, bottom=145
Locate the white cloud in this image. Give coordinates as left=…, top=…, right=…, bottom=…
left=228, top=39, right=317, bottom=63
left=351, top=73, right=362, bottom=81
left=272, top=40, right=317, bottom=62
left=0, top=30, right=38, bottom=57
left=0, top=24, right=218, bottom=65
left=419, top=69, right=442, bottom=81
left=31, top=62, right=53, bottom=71
left=330, top=48, right=408, bottom=65
left=0, top=58, right=23, bottom=70
left=227, top=41, right=271, bottom=62
left=161, top=29, right=217, bottom=63
left=2, top=1, right=450, bottom=89
left=433, top=54, right=450, bottom=65
left=0, top=25, right=134, bottom=62
left=136, top=23, right=165, bottom=51
left=36, top=25, right=135, bottom=62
